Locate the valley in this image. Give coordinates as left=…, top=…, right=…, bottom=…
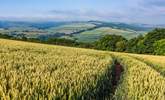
left=0, top=21, right=151, bottom=42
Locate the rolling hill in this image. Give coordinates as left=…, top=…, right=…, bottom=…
left=0, top=21, right=153, bottom=42
left=0, top=39, right=165, bottom=99
left=74, top=27, right=144, bottom=42
left=46, top=22, right=96, bottom=34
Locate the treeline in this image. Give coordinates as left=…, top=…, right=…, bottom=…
left=0, top=33, right=13, bottom=39
left=0, top=28, right=165, bottom=55
left=0, top=33, right=94, bottom=48
left=95, top=28, right=165, bottom=55
left=128, top=28, right=165, bottom=55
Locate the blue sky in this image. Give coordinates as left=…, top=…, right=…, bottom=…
left=0, top=0, right=165, bottom=24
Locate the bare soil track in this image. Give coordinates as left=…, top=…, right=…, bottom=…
left=112, top=60, right=124, bottom=94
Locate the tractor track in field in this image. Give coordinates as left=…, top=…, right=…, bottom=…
left=111, top=60, right=124, bottom=95
left=84, top=60, right=124, bottom=100
left=112, top=61, right=123, bottom=86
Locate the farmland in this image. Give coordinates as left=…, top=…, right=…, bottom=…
left=1, top=39, right=165, bottom=100
left=74, top=27, right=143, bottom=42
left=0, top=39, right=113, bottom=99
left=47, top=23, right=96, bottom=34
left=0, top=21, right=149, bottom=42
left=110, top=52, right=165, bottom=100
left=128, top=54, right=165, bottom=76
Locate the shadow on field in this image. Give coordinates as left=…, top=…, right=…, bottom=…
left=56, top=60, right=124, bottom=100
left=82, top=60, right=124, bottom=100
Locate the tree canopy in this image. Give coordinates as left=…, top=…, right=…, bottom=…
left=153, top=39, right=165, bottom=55
left=95, top=35, right=127, bottom=51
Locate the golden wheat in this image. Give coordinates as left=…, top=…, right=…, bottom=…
left=128, top=54, right=165, bottom=76
left=110, top=53, right=165, bottom=100
left=0, top=39, right=113, bottom=100
left=1, top=39, right=165, bottom=100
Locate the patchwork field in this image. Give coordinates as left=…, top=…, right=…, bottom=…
left=47, top=23, right=96, bottom=34
left=74, top=27, right=143, bottom=42
left=0, top=22, right=148, bottom=43
left=0, top=39, right=165, bottom=100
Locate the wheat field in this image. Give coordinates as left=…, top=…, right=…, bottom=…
left=0, top=39, right=165, bottom=100
left=128, top=54, right=165, bottom=76
left=110, top=53, right=165, bottom=100
left=0, top=39, right=113, bottom=99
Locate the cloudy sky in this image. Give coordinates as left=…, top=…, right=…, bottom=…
left=0, top=0, right=165, bottom=24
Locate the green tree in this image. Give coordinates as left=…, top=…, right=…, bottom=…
left=115, top=41, right=127, bottom=52
left=143, top=28, right=165, bottom=53
left=47, top=38, right=77, bottom=46
left=136, top=39, right=146, bottom=54
left=153, top=39, right=165, bottom=55
left=0, top=33, right=13, bottom=39
left=95, top=35, right=127, bottom=51
left=126, top=35, right=144, bottom=53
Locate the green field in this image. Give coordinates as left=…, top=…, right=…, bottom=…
left=0, top=22, right=147, bottom=43
left=1, top=39, right=165, bottom=99
left=74, top=27, right=144, bottom=42
left=47, top=23, right=96, bottom=34
left=0, top=27, right=46, bottom=39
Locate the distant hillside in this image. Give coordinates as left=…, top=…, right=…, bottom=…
left=88, top=21, right=154, bottom=31
left=74, top=27, right=144, bottom=42
left=0, top=21, right=68, bottom=29
left=0, top=20, right=156, bottom=42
